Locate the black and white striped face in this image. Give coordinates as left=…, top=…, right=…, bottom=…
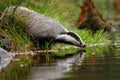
left=55, top=32, right=86, bottom=48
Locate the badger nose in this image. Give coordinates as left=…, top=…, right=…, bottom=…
left=83, top=44, right=86, bottom=48
left=81, top=44, right=86, bottom=48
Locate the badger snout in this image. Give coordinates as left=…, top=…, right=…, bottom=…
left=79, top=43, right=86, bottom=48
left=81, top=44, right=86, bottom=48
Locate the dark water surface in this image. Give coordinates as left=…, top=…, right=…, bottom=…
left=55, top=50, right=120, bottom=80
left=29, top=46, right=120, bottom=80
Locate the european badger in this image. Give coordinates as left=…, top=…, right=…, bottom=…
left=1, top=6, right=86, bottom=49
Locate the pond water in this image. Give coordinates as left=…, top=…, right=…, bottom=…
left=29, top=47, right=120, bottom=80
left=29, top=26, right=120, bottom=80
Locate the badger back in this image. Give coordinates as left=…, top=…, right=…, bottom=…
left=3, top=6, right=68, bottom=38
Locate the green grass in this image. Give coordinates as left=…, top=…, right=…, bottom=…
left=53, top=46, right=80, bottom=57
left=53, top=45, right=110, bottom=58
left=1, top=15, right=32, bottom=51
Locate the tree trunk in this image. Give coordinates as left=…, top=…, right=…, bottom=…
left=113, top=0, right=120, bottom=20
left=76, top=0, right=112, bottom=33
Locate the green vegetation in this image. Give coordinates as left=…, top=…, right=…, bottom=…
left=53, top=46, right=79, bottom=57
left=2, top=15, right=31, bottom=51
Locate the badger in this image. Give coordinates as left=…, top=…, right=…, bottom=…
left=1, top=6, right=86, bottom=49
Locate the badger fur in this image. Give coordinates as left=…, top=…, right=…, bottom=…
left=2, top=6, right=86, bottom=49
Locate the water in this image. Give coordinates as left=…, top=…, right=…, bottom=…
left=56, top=50, right=120, bottom=80
left=29, top=25, right=120, bottom=80
left=29, top=50, right=86, bottom=80
left=29, top=46, right=120, bottom=80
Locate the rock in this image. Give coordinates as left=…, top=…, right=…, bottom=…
left=0, top=47, right=13, bottom=70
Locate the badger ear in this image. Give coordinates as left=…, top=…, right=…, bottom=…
left=66, top=31, right=80, bottom=41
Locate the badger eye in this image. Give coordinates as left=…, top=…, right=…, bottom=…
left=80, top=41, right=82, bottom=45
left=67, top=32, right=80, bottom=41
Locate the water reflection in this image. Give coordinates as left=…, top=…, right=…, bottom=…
left=29, top=50, right=86, bottom=80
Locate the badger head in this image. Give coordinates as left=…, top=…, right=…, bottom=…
left=55, top=32, right=86, bottom=48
